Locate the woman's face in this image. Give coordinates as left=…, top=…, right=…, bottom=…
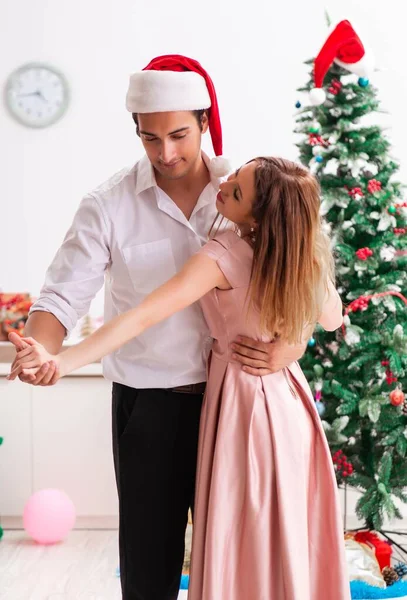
left=216, top=161, right=257, bottom=230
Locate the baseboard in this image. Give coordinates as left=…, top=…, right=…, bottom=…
left=1, top=515, right=119, bottom=530
left=2, top=513, right=407, bottom=533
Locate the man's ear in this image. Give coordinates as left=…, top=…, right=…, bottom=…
left=201, top=110, right=209, bottom=134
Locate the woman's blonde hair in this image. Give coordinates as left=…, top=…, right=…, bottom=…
left=248, top=157, right=334, bottom=344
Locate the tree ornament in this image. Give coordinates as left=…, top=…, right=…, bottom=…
left=349, top=297, right=370, bottom=312
left=390, top=388, right=405, bottom=407
left=358, top=77, right=369, bottom=88
left=388, top=205, right=397, bottom=215
left=315, top=401, right=326, bottom=416
left=332, top=450, right=354, bottom=479
left=328, top=79, right=342, bottom=95
left=356, top=247, right=373, bottom=261
left=295, top=100, right=301, bottom=108
left=315, top=155, right=323, bottom=163
left=308, top=337, right=316, bottom=347
left=386, top=368, right=398, bottom=385
left=348, top=187, right=364, bottom=200
left=367, top=179, right=382, bottom=194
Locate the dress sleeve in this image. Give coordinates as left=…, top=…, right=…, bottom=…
left=197, top=230, right=250, bottom=288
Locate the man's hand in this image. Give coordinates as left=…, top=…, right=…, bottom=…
left=8, top=332, right=59, bottom=386
left=231, top=335, right=307, bottom=376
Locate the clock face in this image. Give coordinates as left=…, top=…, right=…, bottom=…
left=5, top=62, right=70, bottom=128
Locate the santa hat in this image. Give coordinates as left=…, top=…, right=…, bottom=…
left=309, top=20, right=374, bottom=106
left=126, top=54, right=231, bottom=177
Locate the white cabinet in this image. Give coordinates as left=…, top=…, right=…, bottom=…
left=0, top=378, right=32, bottom=515
left=0, top=371, right=118, bottom=524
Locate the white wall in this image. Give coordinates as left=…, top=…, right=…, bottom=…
left=1, top=0, right=406, bottom=318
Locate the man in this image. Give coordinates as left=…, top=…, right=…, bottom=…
left=13, top=55, right=306, bottom=600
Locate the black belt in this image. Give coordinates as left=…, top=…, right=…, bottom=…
left=169, top=382, right=206, bottom=395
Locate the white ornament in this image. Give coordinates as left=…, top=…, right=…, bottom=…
left=312, top=146, right=323, bottom=156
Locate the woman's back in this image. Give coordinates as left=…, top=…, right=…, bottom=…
left=190, top=228, right=350, bottom=600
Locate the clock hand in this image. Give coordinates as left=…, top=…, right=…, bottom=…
left=18, top=90, right=46, bottom=101
left=18, top=92, right=39, bottom=98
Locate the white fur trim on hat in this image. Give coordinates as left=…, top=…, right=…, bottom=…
left=335, top=49, right=374, bottom=79
left=209, top=156, right=232, bottom=178
left=309, top=88, right=327, bottom=106
left=126, top=70, right=211, bottom=113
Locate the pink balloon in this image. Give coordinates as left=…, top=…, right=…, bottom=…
left=23, top=489, right=76, bottom=544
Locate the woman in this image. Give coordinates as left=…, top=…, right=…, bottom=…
left=9, top=157, right=350, bottom=599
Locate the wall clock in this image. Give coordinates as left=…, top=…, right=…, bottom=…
left=5, top=62, right=70, bottom=128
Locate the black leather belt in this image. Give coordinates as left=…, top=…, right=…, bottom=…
left=169, top=382, right=206, bottom=394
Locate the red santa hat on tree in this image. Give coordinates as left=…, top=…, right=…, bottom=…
left=126, top=54, right=231, bottom=177
left=309, top=19, right=374, bottom=106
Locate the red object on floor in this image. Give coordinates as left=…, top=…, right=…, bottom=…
left=354, top=530, right=392, bottom=570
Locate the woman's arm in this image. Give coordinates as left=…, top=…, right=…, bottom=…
left=8, top=253, right=227, bottom=380
left=318, top=279, right=343, bottom=331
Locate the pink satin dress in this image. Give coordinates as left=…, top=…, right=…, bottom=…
left=187, top=230, right=350, bottom=600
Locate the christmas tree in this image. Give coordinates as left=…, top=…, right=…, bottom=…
left=295, top=20, right=407, bottom=529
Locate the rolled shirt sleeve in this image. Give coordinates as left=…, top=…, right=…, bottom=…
left=30, top=194, right=111, bottom=336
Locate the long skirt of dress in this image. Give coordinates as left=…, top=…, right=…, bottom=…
left=187, top=356, right=351, bottom=600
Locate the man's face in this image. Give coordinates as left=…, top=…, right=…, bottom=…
left=137, top=111, right=209, bottom=180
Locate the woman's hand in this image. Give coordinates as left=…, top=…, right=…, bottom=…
left=7, top=333, right=62, bottom=384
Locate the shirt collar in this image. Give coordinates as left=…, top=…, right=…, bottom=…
left=134, top=152, right=223, bottom=198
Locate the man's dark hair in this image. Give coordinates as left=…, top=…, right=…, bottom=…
left=132, top=109, right=208, bottom=136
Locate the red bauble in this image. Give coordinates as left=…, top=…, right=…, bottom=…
left=390, top=389, right=405, bottom=406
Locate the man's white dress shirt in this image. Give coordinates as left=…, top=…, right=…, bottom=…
left=30, top=154, right=222, bottom=389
